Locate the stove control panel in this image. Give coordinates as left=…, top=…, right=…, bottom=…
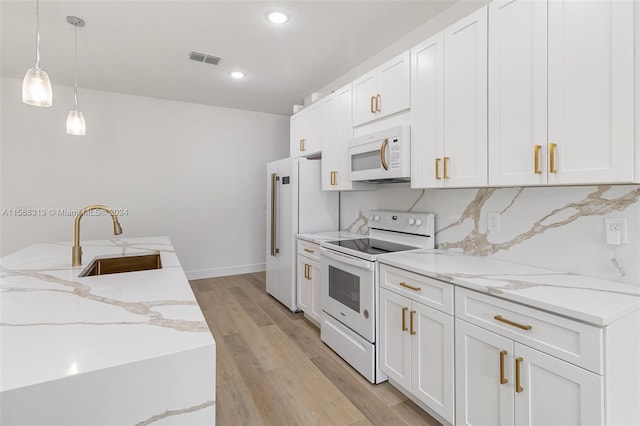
left=369, top=210, right=435, bottom=237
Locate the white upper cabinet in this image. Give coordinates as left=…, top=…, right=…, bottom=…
left=290, top=102, right=322, bottom=158
left=353, top=51, right=410, bottom=126
left=547, top=0, right=635, bottom=184
left=411, top=6, right=488, bottom=189
left=488, top=0, right=547, bottom=186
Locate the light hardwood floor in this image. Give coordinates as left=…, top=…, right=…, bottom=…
left=190, top=272, right=441, bottom=426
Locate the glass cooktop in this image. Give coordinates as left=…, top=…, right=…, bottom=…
left=326, top=238, right=418, bottom=255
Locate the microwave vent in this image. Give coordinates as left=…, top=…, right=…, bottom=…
left=189, top=51, right=222, bottom=66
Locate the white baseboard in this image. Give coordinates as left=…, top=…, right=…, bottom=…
left=185, top=263, right=266, bottom=281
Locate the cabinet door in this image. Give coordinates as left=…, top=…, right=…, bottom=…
left=303, top=102, right=323, bottom=155
left=488, top=0, right=547, bottom=186
left=296, top=257, right=311, bottom=313
left=548, top=0, right=634, bottom=184
left=411, top=32, right=445, bottom=189
left=514, top=343, right=604, bottom=426
left=412, top=302, right=455, bottom=424
left=352, top=70, right=378, bottom=126
left=335, top=84, right=362, bottom=190
left=290, top=112, right=304, bottom=158
left=456, top=319, right=514, bottom=426
left=444, top=6, right=488, bottom=187
left=378, top=50, right=410, bottom=119
left=380, top=289, right=411, bottom=390
left=321, top=93, right=339, bottom=191
left=308, top=259, right=322, bottom=324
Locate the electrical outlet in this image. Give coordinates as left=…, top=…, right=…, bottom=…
left=605, top=218, right=628, bottom=245
left=487, top=212, right=501, bottom=232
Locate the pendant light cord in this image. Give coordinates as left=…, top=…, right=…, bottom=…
left=73, top=23, right=79, bottom=109
left=35, top=0, right=41, bottom=69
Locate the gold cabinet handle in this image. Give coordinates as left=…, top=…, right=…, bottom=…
left=399, top=282, right=421, bottom=292
left=380, top=138, right=389, bottom=170
left=370, top=96, right=376, bottom=113
left=443, top=156, right=450, bottom=179
left=410, top=310, right=416, bottom=335
left=303, top=248, right=314, bottom=253
left=402, top=307, right=408, bottom=332
left=515, top=357, right=524, bottom=393
left=307, top=264, right=311, bottom=280
left=494, top=315, right=532, bottom=331
left=303, top=264, right=309, bottom=279
left=435, top=158, right=441, bottom=180
left=549, top=143, right=557, bottom=174
left=330, top=171, right=337, bottom=186
left=376, top=94, right=381, bottom=112
left=300, top=139, right=306, bottom=152
left=499, top=350, right=508, bottom=384
left=534, top=145, right=542, bottom=174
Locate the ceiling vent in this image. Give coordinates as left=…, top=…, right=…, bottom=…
left=189, top=51, right=222, bottom=66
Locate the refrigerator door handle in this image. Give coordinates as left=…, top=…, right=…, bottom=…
left=270, top=173, right=279, bottom=256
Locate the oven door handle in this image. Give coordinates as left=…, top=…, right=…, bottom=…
left=320, top=247, right=375, bottom=271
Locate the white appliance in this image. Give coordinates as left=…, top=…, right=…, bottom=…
left=266, top=158, right=339, bottom=312
left=348, top=125, right=410, bottom=183
left=320, top=210, right=434, bottom=384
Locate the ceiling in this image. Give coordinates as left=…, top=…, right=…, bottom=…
left=1, top=1, right=456, bottom=116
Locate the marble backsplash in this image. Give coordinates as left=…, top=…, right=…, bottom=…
left=340, top=184, right=640, bottom=285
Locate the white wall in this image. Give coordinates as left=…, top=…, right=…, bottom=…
left=0, top=77, right=289, bottom=278
left=341, top=184, right=640, bottom=285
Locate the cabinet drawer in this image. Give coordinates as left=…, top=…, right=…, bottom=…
left=297, top=239, right=320, bottom=262
left=380, top=264, right=454, bottom=315
left=455, top=287, right=603, bottom=374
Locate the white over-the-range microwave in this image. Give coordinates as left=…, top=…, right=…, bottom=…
left=347, top=125, right=410, bottom=183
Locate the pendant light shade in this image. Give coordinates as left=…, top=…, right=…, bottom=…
left=22, top=0, right=52, bottom=106
left=66, top=16, right=85, bottom=136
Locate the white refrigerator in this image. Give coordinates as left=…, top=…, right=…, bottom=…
left=266, top=157, right=339, bottom=311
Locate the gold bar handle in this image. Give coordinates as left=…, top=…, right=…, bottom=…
left=410, top=310, right=416, bottom=335
left=300, top=139, right=306, bottom=152
left=499, top=350, right=508, bottom=384
left=303, top=248, right=314, bottom=253
left=380, top=138, right=389, bottom=170
left=376, top=94, right=381, bottom=112
left=534, top=145, right=542, bottom=174
left=399, top=282, right=421, bottom=292
left=494, top=315, right=532, bottom=331
left=435, top=158, right=441, bottom=180
left=515, top=357, right=524, bottom=393
left=402, top=307, right=408, bottom=332
left=443, top=156, right=450, bottom=179
left=549, top=143, right=557, bottom=174
left=307, top=264, right=311, bottom=280
left=303, top=264, right=307, bottom=279
left=370, top=96, right=376, bottom=113
left=330, top=171, right=337, bottom=186
left=270, top=173, right=279, bottom=256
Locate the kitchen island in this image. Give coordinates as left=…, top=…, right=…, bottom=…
left=0, top=236, right=215, bottom=425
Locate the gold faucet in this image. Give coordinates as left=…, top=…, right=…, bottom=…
left=72, top=204, right=123, bottom=266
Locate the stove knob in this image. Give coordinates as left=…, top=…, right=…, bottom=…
left=408, top=218, right=416, bottom=225
left=415, top=219, right=423, bottom=226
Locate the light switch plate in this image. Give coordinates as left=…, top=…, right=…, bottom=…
left=605, top=218, right=627, bottom=245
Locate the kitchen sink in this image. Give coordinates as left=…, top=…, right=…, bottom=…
left=79, top=253, right=162, bottom=277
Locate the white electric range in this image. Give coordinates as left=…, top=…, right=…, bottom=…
left=319, top=210, right=435, bottom=384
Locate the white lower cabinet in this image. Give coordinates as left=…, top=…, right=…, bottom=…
left=380, top=272, right=455, bottom=424
left=296, top=239, right=321, bottom=324
left=455, top=318, right=603, bottom=426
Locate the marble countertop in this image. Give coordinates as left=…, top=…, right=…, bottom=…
left=378, top=250, right=640, bottom=326
left=0, top=236, right=215, bottom=393
left=297, top=231, right=363, bottom=244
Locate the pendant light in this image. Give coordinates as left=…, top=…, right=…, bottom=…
left=66, top=16, right=86, bottom=136
left=22, top=0, right=52, bottom=106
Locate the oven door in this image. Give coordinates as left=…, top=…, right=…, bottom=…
left=320, top=247, right=375, bottom=342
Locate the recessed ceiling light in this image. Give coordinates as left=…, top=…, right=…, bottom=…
left=229, top=71, right=245, bottom=79
left=267, top=11, right=288, bottom=24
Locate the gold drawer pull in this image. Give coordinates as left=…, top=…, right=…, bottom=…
left=443, top=156, right=450, bottom=179
left=399, top=282, right=421, bottom=292
left=402, top=307, right=408, bottom=332
left=549, top=143, right=557, bottom=174
left=370, top=96, right=376, bottom=113
left=435, top=158, right=441, bottom=180
left=499, top=350, right=508, bottom=384
left=410, top=310, right=416, bottom=335
left=300, top=139, right=306, bottom=152
left=515, top=357, right=524, bottom=393
left=330, top=171, right=337, bottom=186
left=494, top=315, right=532, bottom=331
left=376, top=94, right=381, bottom=112
left=303, top=248, right=314, bottom=253
left=534, top=145, right=541, bottom=174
